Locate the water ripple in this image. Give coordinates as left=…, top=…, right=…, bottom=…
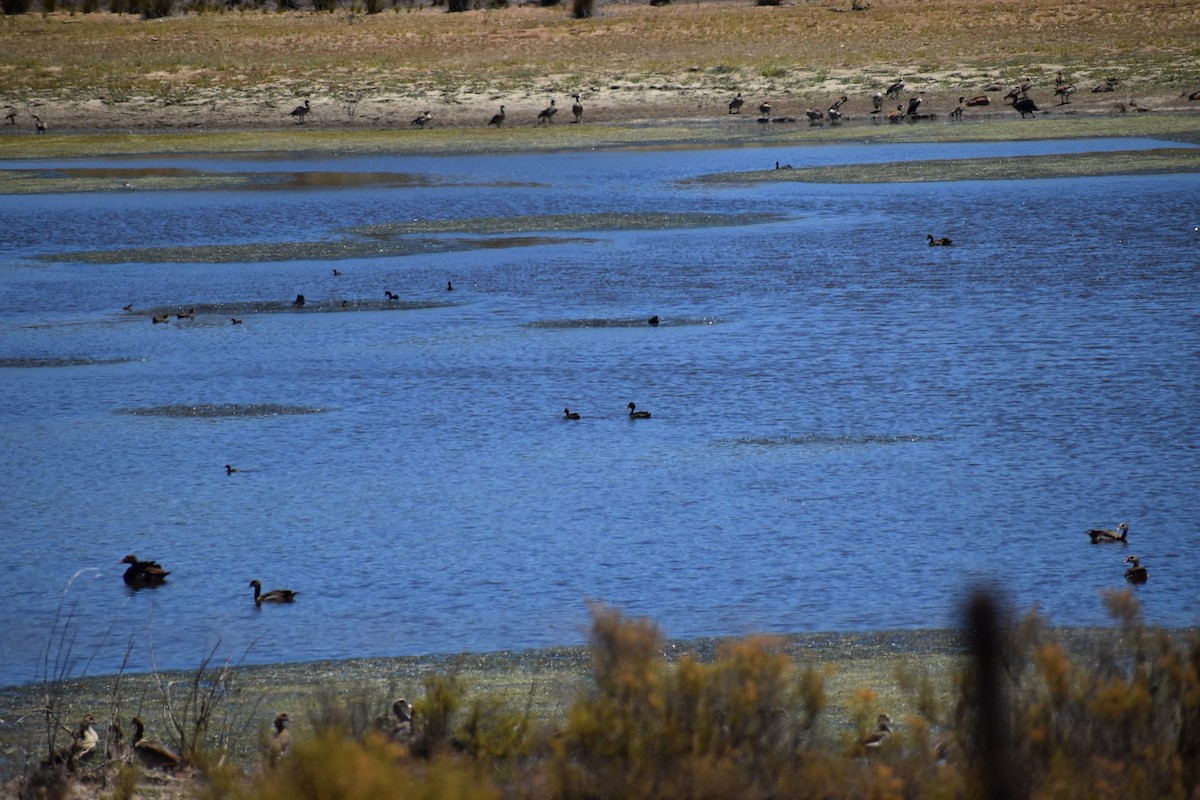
left=114, top=403, right=328, bottom=418
left=721, top=433, right=948, bottom=447
left=526, top=317, right=722, bottom=329
left=0, top=356, right=143, bottom=368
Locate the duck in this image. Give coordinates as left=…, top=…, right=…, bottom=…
left=728, top=92, right=744, bottom=114
left=106, top=722, right=130, bottom=764
left=231, top=318, right=243, bottom=325
left=225, top=464, right=239, bottom=475
left=332, top=269, right=342, bottom=276
left=950, top=98, right=965, bottom=119
left=1123, top=555, right=1148, bottom=584
left=627, top=402, right=652, bottom=419
left=42, top=714, right=99, bottom=771
left=33, top=114, right=47, bottom=134
left=775, top=161, right=794, bottom=170
left=857, top=713, right=894, bottom=752
left=410, top=110, right=432, bottom=127
left=927, top=234, right=952, bottom=246
left=176, top=308, right=195, bottom=320
left=121, top=555, right=170, bottom=587
left=4, top=107, right=15, bottom=125
left=385, top=290, right=400, bottom=301
left=885, top=79, right=905, bottom=99
left=390, top=699, right=414, bottom=740
left=1086, top=521, right=1128, bottom=544
left=537, top=99, right=558, bottom=124
left=131, top=716, right=183, bottom=771
left=905, top=96, right=922, bottom=116
left=447, top=280, right=454, bottom=291
left=805, top=108, right=824, bottom=124
left=572, top=94, right=584, bottom=123
left=758, top=101, right=771, bottom=119
left=886, top=104, right=906, bottom=123
left=965, top=95, right=990, bottom=106
left=122, top=303, right=134, bottom=312
left=267, top=712, right=291, bottom=763
left=871, top=91, right=884, bottom=112
left=1189, top=90, right=1200, bottom=101
left=289, top=99, right=310, bottom=123
left=487, top=105, right=506, bottom=126
left=563, top=407, right=581, bottom=420
left=152, top=314, right=170, bottom=324
left=1055, top=83, right=1077, bottom=104
left=1011, top=96, right=1039, bottom=118
left=250, top=579, right=299, bottom=605
left=293, top=293, right=306, bottom=307
left=648, top=315, right=660, bottom=326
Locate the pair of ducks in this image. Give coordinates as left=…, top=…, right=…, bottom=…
left=121, top=555, right=299, bottom=600
left=1086, top=523, right=1149, bottom=583
left=50, top=714, right=185, bottom=771
left=562, top=402, right=652, bottom=420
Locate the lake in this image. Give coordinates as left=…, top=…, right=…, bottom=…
left=1, top=137, right=1197, bottom=689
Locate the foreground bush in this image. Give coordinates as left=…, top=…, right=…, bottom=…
left=20, top=593, right=1200, bottom=799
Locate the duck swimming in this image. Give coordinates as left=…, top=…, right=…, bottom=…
left=1123, top=555, right=1148, bottom=584
left=563, top=407, right=581, bottom=420
left=627, top=402, right=652, bottom=419
left=1087, top=522, right=1128, bottom=544
left=250, top=579, right=299, bottom=605
left=121, top=555, right=170, bottom=587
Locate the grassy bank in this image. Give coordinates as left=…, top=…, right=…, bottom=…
left=4, top=599, right=1198, bottom=798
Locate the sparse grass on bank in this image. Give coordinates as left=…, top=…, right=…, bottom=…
left=4, top=599, right=1199, bottom=799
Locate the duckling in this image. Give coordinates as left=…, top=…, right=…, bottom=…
left=627, top=402, right=652, bottom=419
left=250, top=579, right=299, bottom=605
left=1086, top=522, right=1128, bottom=544
left=563, top=407, right=581, bottom=420
left=572, top=94, right=584, bottom=123
left=121, top=555, right=170, bottom=587
left=1123, top=555, right=1148, bottom=584
left=927, top=234, right=953, bottom=246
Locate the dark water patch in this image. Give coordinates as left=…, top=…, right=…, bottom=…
left=721, top=433, right=948, bottom=448
left=526, top=316, right=722, bottom=329
left=8, top=167, right=446, bottom=194
left=352, top=211, right=786, bottom=239
left=0, top=356, right=143, bottom=368
left=115, top=403, right=328, bottom=418
left=43, top=235, right=583, bottom=265
left=133, top=298, right=458, bottom=318
left=693, top=148, right=1200, bottom=185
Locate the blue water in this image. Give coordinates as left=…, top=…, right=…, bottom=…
left=1, top=138, right=1198, bottom=689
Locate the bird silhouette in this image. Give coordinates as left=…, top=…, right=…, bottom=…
left=289, top=99, right=310, bottom=123
left=488, top=105, right=506, bottom=126
left=572, top=94, right=584, bottom=123
left=121, top=555, right=170, bottom=587
left=927, top=234, right=952, bottom=246
left=627, top=402, right=652, bottom=419
left=538, top=99, right=558, bottom=124
left=728, top=92, right=744, bottom=114
left=563, top=407, right=581, bottom=420
left=250, top=579, right=299, bottom=605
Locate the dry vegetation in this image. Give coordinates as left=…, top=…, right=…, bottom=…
left=4, top=599, right=1199, bottom=799
left=1, top=0, right=1199, bottom=139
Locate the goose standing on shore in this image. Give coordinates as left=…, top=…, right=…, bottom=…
left=1087, top=522, right=1129, bottom=544
left=728, top=92, right=744, bottom=114
left=538, top=99, right=558, bottom=124
left=572, top=94, right=584, bottom=123
left=289, top=99, right=310, bottom=123
left=250, top=579, right=299, bottom=605
left=410, top=110, right=432, bottom=127
left=1055, top=83, right=1077, bottom=104
left=488, top=105, right=506, bottom=126
left=267, top=713, right=292, bottom=763
left=1011, top=96, right=1039, bottom=118
left=885, top=79, right=905, bottom=99
left=121, top=555, right=170, bottom=587
left=390, top=699, right=414, bottom=740
left=4, top=107, right=16, bottom=125
left=758, top=101, right=771, bottom=120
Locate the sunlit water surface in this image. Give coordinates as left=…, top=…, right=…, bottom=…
left=1, top=138, right=1198, bottom=688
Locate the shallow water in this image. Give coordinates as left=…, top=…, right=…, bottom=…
left=1, top=138, right=1198, bottom=689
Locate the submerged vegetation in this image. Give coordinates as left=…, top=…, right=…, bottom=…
left=6, top=596, right=1199, bottom=798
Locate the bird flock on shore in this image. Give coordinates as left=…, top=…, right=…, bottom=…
left=8, top=72, right=1196, bottom=135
